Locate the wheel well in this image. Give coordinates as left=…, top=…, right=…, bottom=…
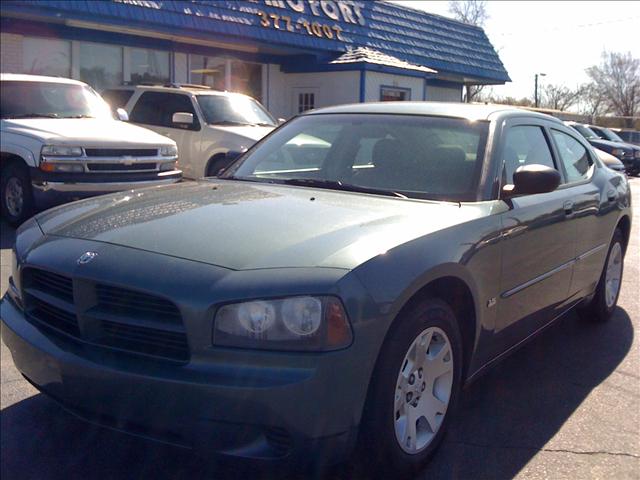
left=616, top=215, right=631, bottom=254
left=205, top=153, right=227, bottom=177
left=1, top=153, right=27, bottom=172
left=397, top=277, right=477, bottom=378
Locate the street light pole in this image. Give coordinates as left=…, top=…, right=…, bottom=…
left=534, top=72, right=546, bottom=108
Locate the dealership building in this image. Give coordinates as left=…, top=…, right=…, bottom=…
left=1, top=0, right=509, bottom=118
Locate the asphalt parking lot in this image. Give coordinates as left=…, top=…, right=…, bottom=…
left=1, top=178, right=639, bottom=479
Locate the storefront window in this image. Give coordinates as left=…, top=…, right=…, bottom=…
left=380, top=86, right=411, bottom=101
left=129, top=48, right=170, bottom=84
left=23, top=37, right=71, bottom=78
left=80, top=43, right=123, bottom=91
left=230, top=60, right=262, bottom=101
left=190, top=55, right=226, bottom=90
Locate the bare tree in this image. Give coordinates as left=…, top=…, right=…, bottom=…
left=540, top=84, right=583, bottom=111
left=448, top=1, right=489, bottom=102
left=587, top=51, right=640, bottom=117
left=578, top=83, right=607, bottom=117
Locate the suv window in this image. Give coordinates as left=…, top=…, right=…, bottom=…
left=130, top=91, right=199, bottom=130
left=503, top=126, right=555, bottom=184
left=102, top=89, right=134, bottom=112
left=551, top=130, right=594, bottom=183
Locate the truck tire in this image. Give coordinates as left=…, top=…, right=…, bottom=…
left=1, top=161, right=34, bottom=226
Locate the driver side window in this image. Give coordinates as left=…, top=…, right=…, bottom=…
left=503, top=126, right=555, bottom=184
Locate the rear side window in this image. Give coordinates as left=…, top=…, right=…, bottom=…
left=130, top=92, right=199, bottom=130
left=551, top=130, right=593, bottom=183
left=502, top=126, right=555, bottom=184
left=101, top=90, right=133, bottom=111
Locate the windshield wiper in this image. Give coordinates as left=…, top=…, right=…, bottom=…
left=4, top=113, right=59, bottom=119
left=61, top=114, right=95, bottom=119
left=281, top=178, right=408, bottom=198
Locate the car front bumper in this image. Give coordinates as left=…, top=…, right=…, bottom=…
left=0, top=295, right=361, bottom=465
left=29, top=169, right=183, bottom=209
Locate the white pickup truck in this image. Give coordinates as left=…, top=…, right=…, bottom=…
left=1, top=74, right=182, bottom=225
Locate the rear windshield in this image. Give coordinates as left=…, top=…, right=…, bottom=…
left=224, top=113, right=489, bottom=202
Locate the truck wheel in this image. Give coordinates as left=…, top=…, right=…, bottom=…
left=578, top=228, right=624, bottom=322
left=1, top=162, right=34, bottom=225
left=358, top=298, right=463, bottom=479
left=205, top=154, right=228, bottom=177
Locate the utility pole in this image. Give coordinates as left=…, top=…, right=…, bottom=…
left=534, top=73, right=546, bottom=108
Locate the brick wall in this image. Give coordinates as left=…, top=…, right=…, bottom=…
left=1, top=33, right=23, bottom=73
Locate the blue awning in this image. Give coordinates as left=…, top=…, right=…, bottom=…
left=1, top=0, right=510, bottom=83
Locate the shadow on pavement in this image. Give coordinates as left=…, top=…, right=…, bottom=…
left=0, top=307, right=634, bottom=480
left=0, top=220, right=15, bottom=250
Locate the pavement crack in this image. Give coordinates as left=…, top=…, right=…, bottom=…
left=446, top=440, right=640, bottom=459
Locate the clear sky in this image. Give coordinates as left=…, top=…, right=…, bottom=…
left=390, top=1, right=640, bottom=101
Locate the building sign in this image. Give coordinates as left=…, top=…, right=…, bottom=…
left=251, top=0, right=365, bottom=41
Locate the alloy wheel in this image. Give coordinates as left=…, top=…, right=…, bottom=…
left=394, top=326, right=454, bottom=454
left=4, top=176, right=24, bottom=218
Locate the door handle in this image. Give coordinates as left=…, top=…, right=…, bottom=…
left=607, top=189, right=616, bottom=202
left=563, top=200, right=574, bottom=216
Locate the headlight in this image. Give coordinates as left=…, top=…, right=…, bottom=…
left=610, top=149, right=623, bottom=158
left=213, top=296, right=352, bottom=351
left=41, top=145, right=83, bottom=157
left=40, top=162, right=84, bottom=173
left=160, top=145, right=178, bottom=156
left=635, top=150, right=640, bottom=159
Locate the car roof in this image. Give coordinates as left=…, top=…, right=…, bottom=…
left=304, top=101, right=565, bottom=123
left=106, top=84, right=248, bottom=97
left=0, top=73, right=86, bottom=85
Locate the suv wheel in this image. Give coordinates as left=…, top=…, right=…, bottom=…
left=1, top=161, right=34, bottom=225
left=358, top=298, right=463, bottom=478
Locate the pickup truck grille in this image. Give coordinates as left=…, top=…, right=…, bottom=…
left=21, top=268, right=189, bottom=363
left=86, top=162, right=157, bottom=172
left=84, top=148, right=158, bottom=157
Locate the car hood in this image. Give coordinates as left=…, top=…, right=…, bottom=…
left=35, top=181, right=496, bottom=271
left=588, top=138, right=633, bottom=152
left=1, top=118, right=175, bottom=146
left=209, top=124, right=274, bottom=142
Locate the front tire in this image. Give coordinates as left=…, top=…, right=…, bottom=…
left=578, top=228, right=625, bottom=322
left=1, top=161, right=34, bottom=226
left=358, top=298, right=463, bottom=478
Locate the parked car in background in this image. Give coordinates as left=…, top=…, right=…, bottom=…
left=102, top=84, right=276, bottom=179
left=611, top=128, right=640, bottom=146
left=1, top=74, right=182, bottom=225
left=565, top=121, right=637, bottom=176
left=594, top=148, right=626, bottom=174
left=2, top=103, right=631, bottom=478
left=588, top=124, right=640, bottom=176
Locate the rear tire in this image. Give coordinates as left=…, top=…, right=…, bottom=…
left=578, top=228, right=624, bottom=322
left=1, top=161, right=34, bottom=226
left=358, top=298, right=463, bottom=479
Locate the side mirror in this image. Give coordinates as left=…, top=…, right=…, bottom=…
left=116, top=108, right=129, bottom=122
left=503, top=164, right=561, bottom=197
left=277, top=117, right=286, bottom=126
left=172, top=112, right=194, bottom=125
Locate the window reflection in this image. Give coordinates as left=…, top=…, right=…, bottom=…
left=130, top=48, right=170, bottom=85
left=80, top=43, right=123, bottom=91
left=23, top=37, right=71, bottom=77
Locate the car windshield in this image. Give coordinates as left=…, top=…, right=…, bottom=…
left=0, top=81, right=112, bottom=119
left=599, top=128, right=624, bottom=143
left=223, top=113, right=489, bottom=202
left=196, top=94, right=276, bottom=126
left=572, top=124, right=599, bottom=139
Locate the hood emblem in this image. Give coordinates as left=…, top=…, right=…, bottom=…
left=77, top=251, right=98, bottom=265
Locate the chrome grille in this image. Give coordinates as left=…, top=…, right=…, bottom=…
left=86, top=162, right=157, bottom=172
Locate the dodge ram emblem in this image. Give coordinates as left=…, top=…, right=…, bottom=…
left=77, top=251, right=98, bottom=265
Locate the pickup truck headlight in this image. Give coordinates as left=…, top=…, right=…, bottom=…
left=160, top=145, right=178, bottom=157
left=41, top=145, right=83, bottom=157
left=213, top=296, right=353, bottom=351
